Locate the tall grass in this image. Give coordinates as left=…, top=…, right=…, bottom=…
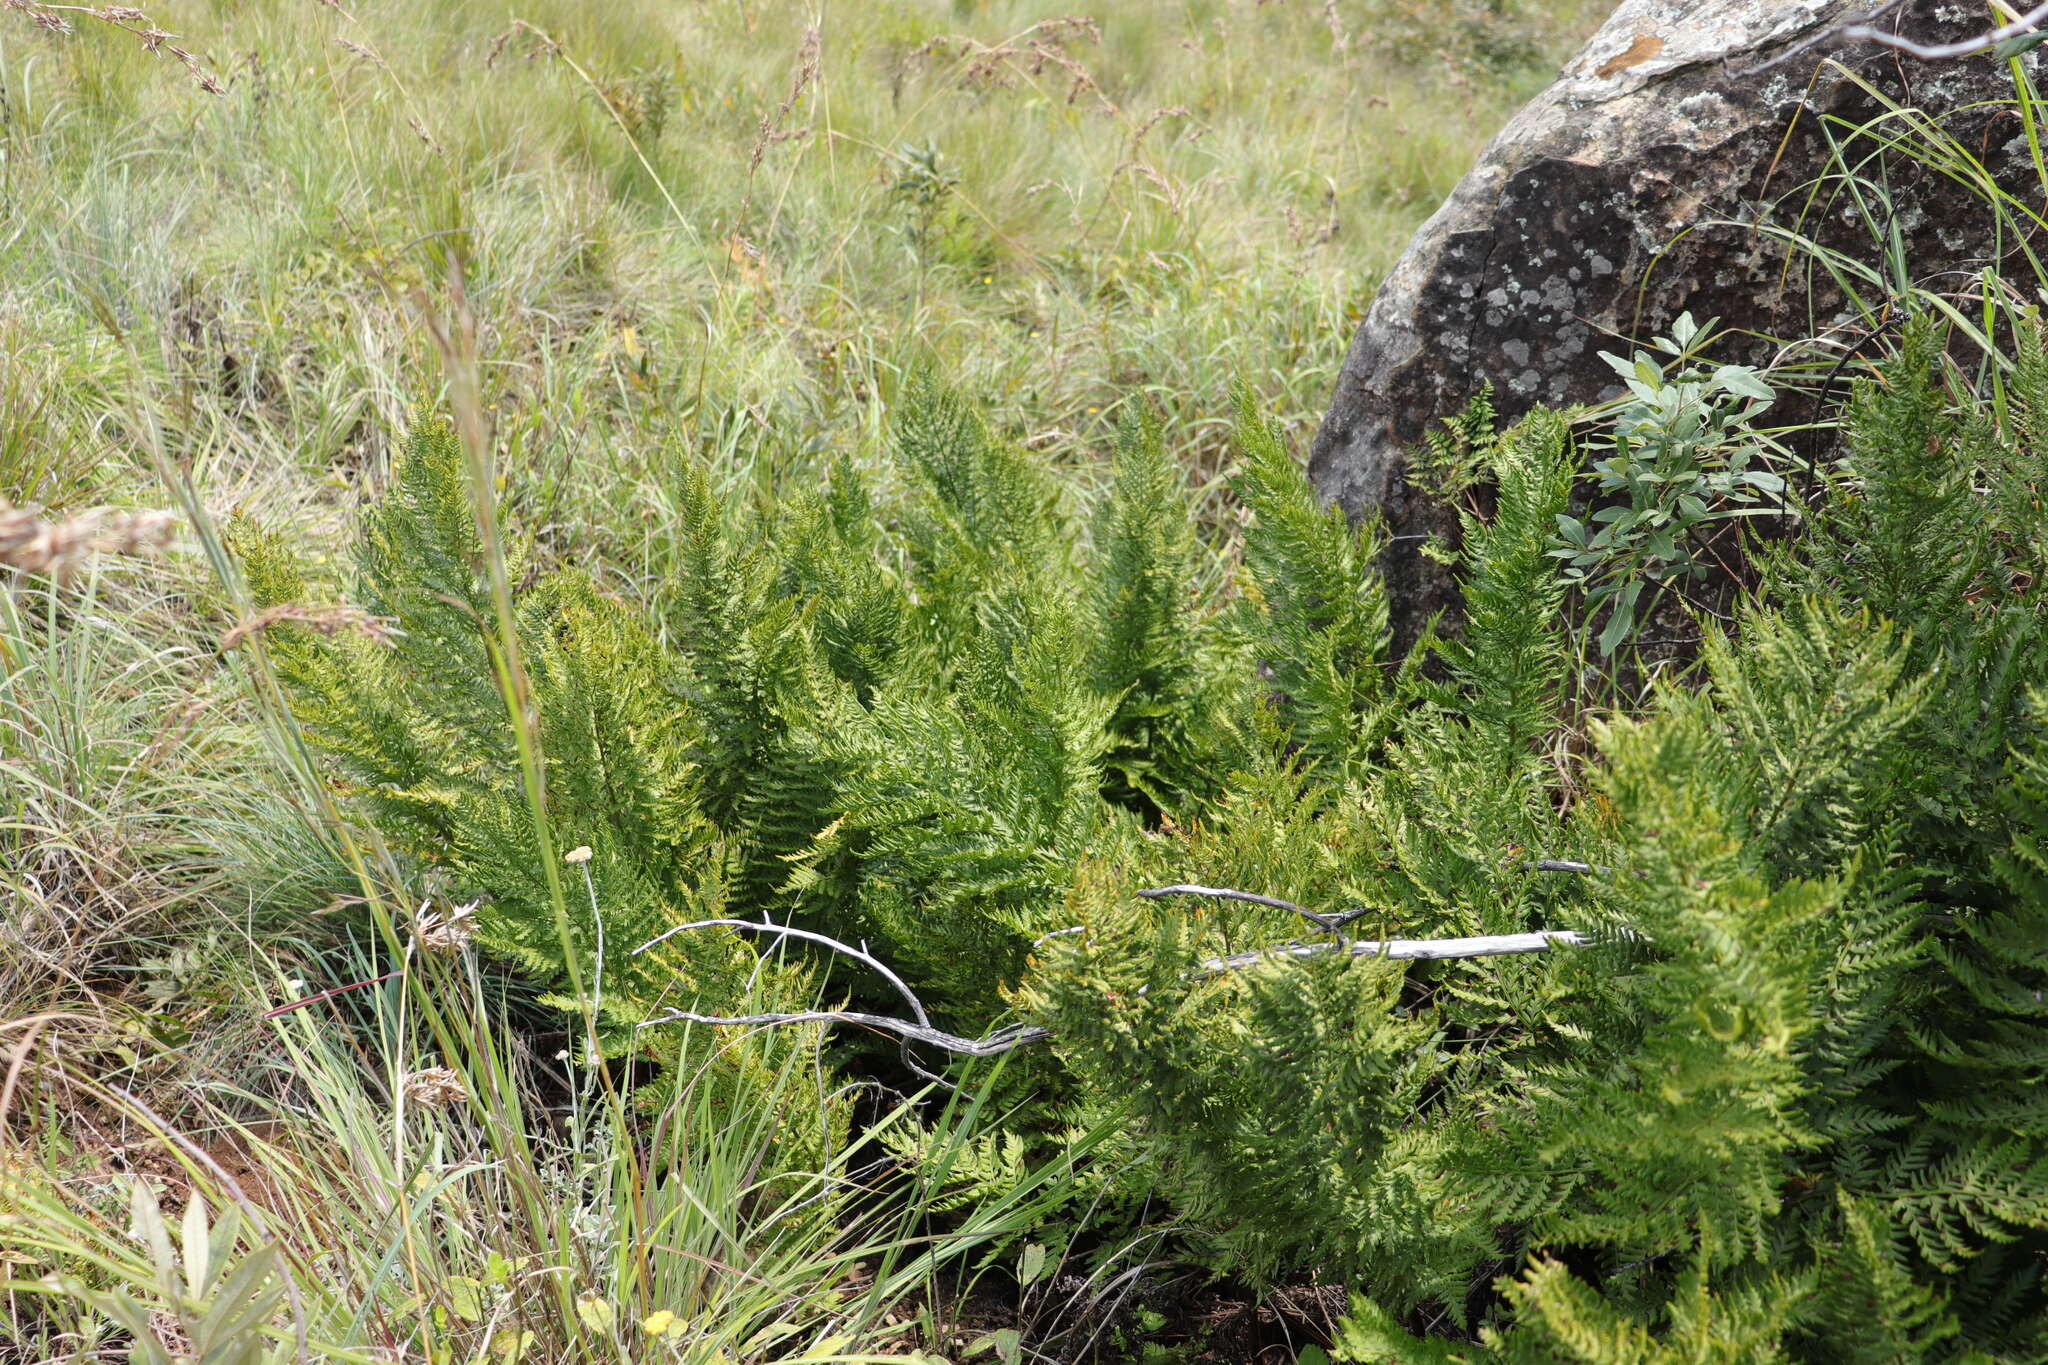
left=4, top=0, right=1602, bottom=535
left=0, top=568, right=297, bottom=1013
left=2, top=959, right=1120, bottom=1363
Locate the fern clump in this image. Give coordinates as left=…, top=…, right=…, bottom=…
left=239, top=382, right=1280, bottom=1037
left=1035, top=335, right=2048, bottom=1358
left=1234, top=387, right=1394, bottom=781
left=252, top=328, right=2048, bottom=1359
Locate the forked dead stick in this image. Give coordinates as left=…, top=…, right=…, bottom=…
left=638, top=884, right=1603, bottom=1060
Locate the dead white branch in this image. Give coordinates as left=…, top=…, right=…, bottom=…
left=1843, top=1, right=2048, bottom=60
left=642, top=1007, right=1050, bottom=1055
left=1750, top=0, right=2047, bottom=73
left=634, top=916, right=1040, bottom=1079
left=637, top=894, right=1599, bottom=1060
left=637, top=916, right=932, bottom=1024
left=1196, top=929, right=1590, bottom=976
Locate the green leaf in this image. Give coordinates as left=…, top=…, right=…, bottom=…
left=1717, top=365, right=1774, bottom=401
left=446, top=1276, right=486, bottom=1322
left=575, top=1292, right=615, bottom=1336
left=180, top=1195, right=210, bottom=1300
left=1598, top=580, right=1643, bottom=656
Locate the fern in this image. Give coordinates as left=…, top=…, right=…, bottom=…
left=1233, top=384, right=1394, bottom=780
left=232, top=419, right=754, bottom=1042
left=1088, top=408, right=1241, bottom=813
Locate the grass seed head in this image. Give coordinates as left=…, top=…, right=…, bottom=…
left=402, top=1067, right=467, bottom=1110
left=0, top=504, right=176, bottom=581
left=414, top=899, right=479, bottom=955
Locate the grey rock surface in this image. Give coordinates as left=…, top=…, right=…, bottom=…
left=1310, top=0, right=2032, bottom=647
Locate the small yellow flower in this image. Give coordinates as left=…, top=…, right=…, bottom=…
left=564, top=845, right=593, bottom=864
left=642, top=1310, right=686, bottom=1340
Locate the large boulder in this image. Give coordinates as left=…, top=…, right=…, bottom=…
left=1310, top=0, right=2034, bottom=647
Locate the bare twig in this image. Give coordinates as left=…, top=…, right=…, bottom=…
left=641, top=900, right=1603, bottom=1060
left=641, top=925, right=1594, bottom=1058
left=1137, top=884, right=1372, bottom=934
left=1746, top=0, right=2042, bottom=74
left=641, top=1007, right=1050, bottom=1056
left=636, top=917, right=931, bottom=1025
left=637, top=917, right=977, bottom=1083
left=1843, top=0, right=2048, bottom=60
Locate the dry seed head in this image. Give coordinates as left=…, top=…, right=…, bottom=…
left=402, top=1067, right=467, bottom=1110
left=483, top=18, right=559, bottom=68
left=746, top=25, right=820, bottom=177
left=6, top=4, right=224, bottom=92
left=220, top=603, right=395, bottom=651
left=414, top=898, right=480, bottom=955
left=0, top=503, right=176, bottom=581
left=335, top=36, right=386, bottom=69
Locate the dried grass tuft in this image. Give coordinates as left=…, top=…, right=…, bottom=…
left=401, top=1065, right=467, bottom=1109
